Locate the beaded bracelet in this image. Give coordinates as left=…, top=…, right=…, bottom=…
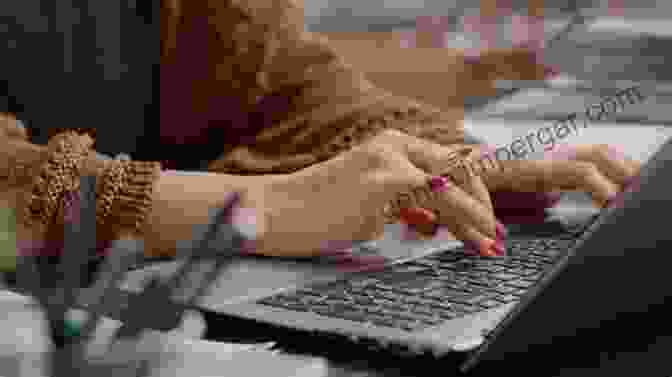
left=96, top=160, right=128, bottom=231
left=23, top=132, right=94, bottom=231
left=98, top=160, right=162, bottom=240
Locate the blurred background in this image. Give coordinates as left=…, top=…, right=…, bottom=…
left=305, top=0, right=672, bottom=124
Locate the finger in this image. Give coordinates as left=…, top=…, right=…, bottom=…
left=392, top=135, right=497, bottom=236
left=566, top=144, right=640, bottom=187
left=428, top=176, right=498, bottom=240
left=487, top=159, right=620, bottom=207
left=445, top=160, right=495, bottom=215
left=379, top=161, right=497, bottom=241
left=438, top=210, right=502, bottom=257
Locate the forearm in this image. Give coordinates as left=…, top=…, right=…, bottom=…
left=1, top=138, right=265, bottom=257
left=141, top=170, right=267, bottom=257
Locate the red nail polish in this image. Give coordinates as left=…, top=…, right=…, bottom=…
left=400, top=207, right=437, bottom=226
left=464, top=248, right=479, bottom=256
left=429, top=176, right=450, bottom=193
left=496, top=222, right=508, bottom=238
left=477, top=238, right=496, bottom=257
left=493, top=241, right=506, bottom=256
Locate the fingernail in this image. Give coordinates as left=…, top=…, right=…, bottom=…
left=400, top=207, right=437, bottom=226
left=429, top=176, right=450, bottom=193
left=603, top=191, right=617, bottom=207
left=624, top=175, right=641, bottom=192
left=462, top=240, right=480, bottom=255
left=464, top=248, right=479, bottom=256
left=492, top=241, right=506, bottom=257
left=496, top=221, right=508, bottom=238
left=477, top=238, right=496, bottom=257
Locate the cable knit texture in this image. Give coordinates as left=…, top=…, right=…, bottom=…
left=161, top=0, right=465, bottom=175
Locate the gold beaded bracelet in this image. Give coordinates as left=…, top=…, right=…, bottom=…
left=98, top=160, right=162, bottom=239
left=96, top=159, right=128, bottom=229
left=23, top=132, right=94, bottom=230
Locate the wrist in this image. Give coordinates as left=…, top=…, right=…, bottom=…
left=141, top=170, right=272, bottom=257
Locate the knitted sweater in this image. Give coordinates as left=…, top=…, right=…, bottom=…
left=160, top=0, right=466, bottom=174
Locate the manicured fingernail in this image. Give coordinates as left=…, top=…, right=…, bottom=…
left=462, top=240, right=480, bottom=255
left=496, top=222, right=508, bottom=238
left=624, top=175, right=640, bottom=192
left=464, top=248, right=479, bottom=256
left=492, top=241, right=506, bottom=257
left=604, top=192, right=620, bottom=208
left=400, top=207, right=437, bottom=226
left=477, top=238, right=496, bottom=257
left=429, top=176, right=450, bottom=193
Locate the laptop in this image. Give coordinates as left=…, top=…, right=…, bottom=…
left=93, top=135, right=671, bottom=375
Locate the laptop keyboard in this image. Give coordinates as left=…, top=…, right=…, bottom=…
left=258, top=236, right=576, bottom=332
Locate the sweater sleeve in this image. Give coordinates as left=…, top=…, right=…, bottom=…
left=179, top=0, right=467, bottom=175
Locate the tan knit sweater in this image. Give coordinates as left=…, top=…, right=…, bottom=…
left=161, top=0, right=466, bottom=175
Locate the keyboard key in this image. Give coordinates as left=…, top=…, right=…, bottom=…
left=512, top=289, right=529, bottom=297
left=493, top=285, right=518, bottom=295
left=493, top=295, right=520, bottom=304
left=466, top=277, right=501, bottom=288
left=451, top=303, right=481, bottom=315
left=410, top=305, right=437, bottom=317
left=333, top=310, right=368, bottom=323
left=492, top=273, right=519, bottom=281
left=524, top=273, right=544, bottom=281
left=427, top=300, right=457, bottom=311
left=396, top=278, right=447, bottom=294
left=434, top=309, right=458, bottom=320
left=505, top=280, right=535, bottom=289
left=479, top=300, right=502, bottom=309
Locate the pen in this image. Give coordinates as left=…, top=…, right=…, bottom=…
left=111, top=192, right=254, bottom=341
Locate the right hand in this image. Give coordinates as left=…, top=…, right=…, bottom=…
left=254, top=129, right=505, bottom=258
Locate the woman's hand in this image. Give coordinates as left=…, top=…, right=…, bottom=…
left=402, top=143, right=641, bottom=227
left=480, top=144, right=640, bottom=206
left=253, top=130, right=505, bottom=259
